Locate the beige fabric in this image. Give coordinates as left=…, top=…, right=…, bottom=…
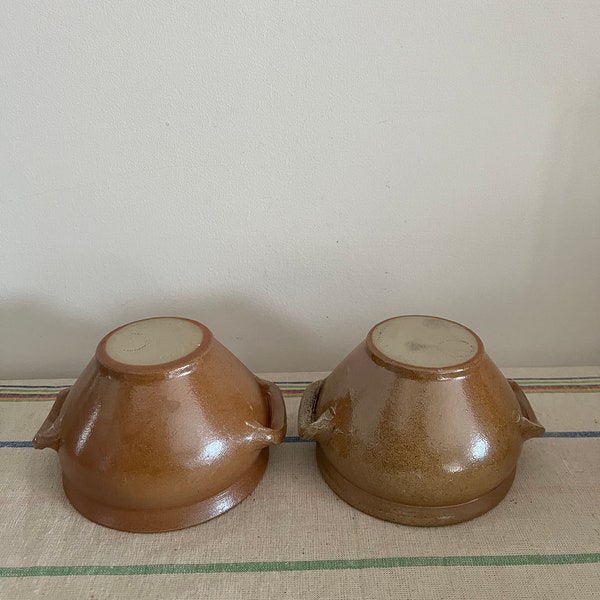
left=1, top=367, right=599, bottom=599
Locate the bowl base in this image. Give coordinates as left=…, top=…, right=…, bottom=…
left=62, top=448, right=269, bottom=532
left=316, top=446, right=515, bottom=526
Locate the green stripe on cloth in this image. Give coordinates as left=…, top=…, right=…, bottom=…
left=2, top=553, right=600, bottom=577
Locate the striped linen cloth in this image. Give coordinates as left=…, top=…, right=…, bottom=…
left=1, top=367, right=599, bottom=599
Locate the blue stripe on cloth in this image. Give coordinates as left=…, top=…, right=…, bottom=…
left=0, top=441, right=35, bottom=447
left=2, top=432, right=600, bottom=448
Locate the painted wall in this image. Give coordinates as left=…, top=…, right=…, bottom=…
left=2, top=2, right=599, bottom=378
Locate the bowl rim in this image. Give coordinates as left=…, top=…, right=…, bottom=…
left=365, top=315, right=485, bottom=377
left=95, top=316, right=214, bottom=377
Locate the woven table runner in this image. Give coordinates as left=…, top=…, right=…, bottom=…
left=1, top=367, right=599, bottom=599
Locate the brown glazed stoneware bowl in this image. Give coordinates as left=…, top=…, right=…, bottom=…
left=33, top=317, right=286, bottom=532
left=298, top=315, right=544, bottom=526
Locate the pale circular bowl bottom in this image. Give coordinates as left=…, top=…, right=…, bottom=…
left=370, top=315, right=479, bottom=369
left=62, top=449, right=269, bottom=532
left=104, top=317, right=204, bottom=366
left=316, top=446, right=515, bottom=526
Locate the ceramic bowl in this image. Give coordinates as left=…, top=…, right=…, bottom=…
left=33, top=317, right=286, bottom=532
left=298, top=315, right=544, bottom=526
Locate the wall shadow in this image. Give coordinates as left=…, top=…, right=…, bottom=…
left=0, top=294, right=318, bottom=379
left=517, top=85, right=600, bottom=366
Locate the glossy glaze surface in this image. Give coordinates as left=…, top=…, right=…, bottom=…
left=298, top=315, right=544, bottom=525
left=33, top=317, right=286, bottom=532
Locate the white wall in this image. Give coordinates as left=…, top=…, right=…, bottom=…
left=2, top=2, right=599, bottom=378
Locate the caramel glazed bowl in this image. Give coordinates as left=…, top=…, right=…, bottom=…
left=33, top=317, right=286, bottom=533
left=298, top=315, right=544, bottom=526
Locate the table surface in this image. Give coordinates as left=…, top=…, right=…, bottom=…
left=1, top=367, right=599, bottom=599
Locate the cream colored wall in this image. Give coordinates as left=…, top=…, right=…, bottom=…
left=2, top=2, right=599, bottom=377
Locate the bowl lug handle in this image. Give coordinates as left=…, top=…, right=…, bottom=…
left=508, top=379, right=545, bottom=440
left=244, top=378, right=287, bottom=448
left=32, top=387, right=70, bottom=451
left=297, top=379, right=335, bottom=441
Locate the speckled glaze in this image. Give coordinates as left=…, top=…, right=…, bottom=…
left=33, top=317, right=286, bottom=532
left=298, top=316, right=544, bottom=526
